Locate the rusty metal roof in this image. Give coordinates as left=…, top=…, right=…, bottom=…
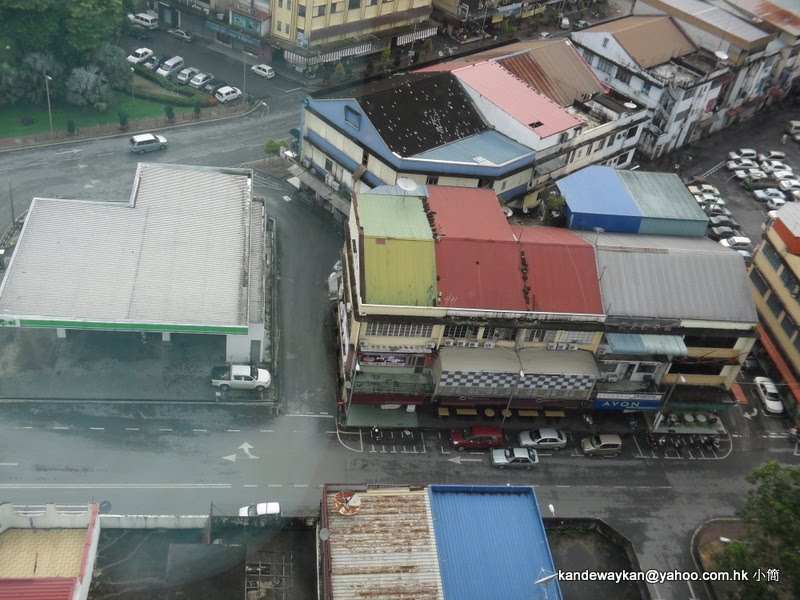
left=584, top=16, right=696, bottom=68
left=326, top=488, right=444, bottom=600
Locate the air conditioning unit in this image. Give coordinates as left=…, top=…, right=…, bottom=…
left=484, top=341, right=496, bottom=349
left=568, top=344, right=578, bottom=351
left=424, top=342, right=436, bottom=349
left=468, top=341, right=480, bottom=348
left=546, top=343, right=558, bottom=350
left=607, top=375, right=619, bottom=382
left=359, top=341, right=371, bottom=351
left=443, top=338, right=455, bottom=347
left=302, top=158, right=311, bottom=169
left=456, top=340, right=468, bottom=347
left=325, top=174, right=334, bottom=186
left=557, top=343, right=568, bottom=350
left=331, top=181, right=341, bottom=192
left=596, top=348, right=607, bottom=357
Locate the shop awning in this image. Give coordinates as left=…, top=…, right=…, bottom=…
left=757, top=324, right=800, bottom=409
left=605, top=333, right=689, bottom=356
left=288, top=164, right=350, bottom=215
left=346, top=404, right=419, bottom=428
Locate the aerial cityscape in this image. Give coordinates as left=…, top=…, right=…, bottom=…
left=0, top=0, right=798, bottom=598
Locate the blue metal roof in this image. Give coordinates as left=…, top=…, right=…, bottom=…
left=606, top=333, right=689, bottom=355
left=413, top=130, right=534, bottom=167
left=429, top=485, right=562, bottom=600
left=557, top=166, right=641, bottom=218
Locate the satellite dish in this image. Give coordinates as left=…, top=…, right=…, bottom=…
left=396, top=177, right=418, bottom=193
left=319, top=528, right=330, bottom=541
left=714, top=50, right=729, bottom=62
left=623, top=102, right=637, bottom=110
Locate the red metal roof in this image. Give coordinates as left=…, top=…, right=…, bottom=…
left=0, top=578, right=77, bottom=600
left=426, top=186, right=515, bottom=242
left=514, top=226, right=603, bottom=314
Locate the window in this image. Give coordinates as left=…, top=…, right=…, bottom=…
left=443, top=325, right=478, bottom=339
left=781, top=313, right=796, bottom=339
left=298, top=3, right=306, bottom=16
left=683, top=86, right=697, bottom=99
left=331, top=2, right=339, bottom=12
left=767, top=293, right=783, bottom=318
left=362, top=150, right=369, bottom=167
left=561, top=331, right=595, bottom=344
left=367, top=0, right=377, bottom=5
left=682, top=335, right=738, bottom=349
left=365, top=322, right=434, bottom=337
left=316, top=5, right=326, bottom=15
left=581, top=48, right=593, bottom=65
left=793, top=333, right=800, bottom=355
left=382, top=0, right=391, bottom=3
left=762, top=241, right=781, bottom=270
left=349, top=0, right=360, bottom=8
left=482, top=327, right=518, bottom=341
left=626, top=126, right=638, bottom=139
left=526, top=329, right=558, bottom=343
left=750, top=269, right=769, bottom=296
left=641, top=81, right=652, bottom=96
left=596, top=57, right=614, bottom=75
left=669, top=362, right=724, bottom=375
left=277, top=19, right=282, bottom=30
left=602, top=37, right=609, bottom=48
left=636, top=363, right=658, bottom=374
left=780, top=268, right=800, bottom=296
left=324, top=158, right=333, bottom=172
left=288, top=0, right=292, bottom=8
left=673, top=109, right=690, bottom=123
left=426, top=175, right=439, bottom=185
left=285, top=22, right=290, bottom=32
left=344, top=106, right=361, bottom=129
left=606, top=135, right=614, bottom=148
left=615, top=68, right=632, bottom=85
left=278, top=0, right=283, bottom=6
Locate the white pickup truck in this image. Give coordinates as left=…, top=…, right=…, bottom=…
left=210, top=364, right=271, bottom=391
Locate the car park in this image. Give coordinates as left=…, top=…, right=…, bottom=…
left=176, top=66, right=200, bottom=84
left=735, top=168, right=767, bottom=180
left=251, top=64, right=276, bottom=79
left=688, top=184, right=720, bottom=196
left=215, top=85, right=243, bottom=104
left=449, top=425, right=505, bottom=451
left=708, top=215, right=738, bottom=228
left=779, top=179, right=800, bottom=191
left=168, top=28, right=194, bottom=42
left=719, top=236, right=752, bottom=250
left=753, top=188, right=785, bottom=202
left=727, top=149, right=758, bottom=161
left=517, top=428, right=568, bottom=450
left=202, top=78, right=227, bottom=94
left=128, top=133, right=168, bottom=154
left=126, top=47, right=153, bottom=64
left=574, top=19, right=591, bottom=29
left=708, top=226, right=742, bottom=241
left=754, top=376, right=784, bottom=414
left=757, top=151, right=786, bottom=162
left=189, top=72, right=213, bottom=88
left=726, top=158, right=757, bottom=171
left=581, top=434, right=622, bottom=456
left=490, top=447, right=539, bottom=470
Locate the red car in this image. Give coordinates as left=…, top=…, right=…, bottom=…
left=449, top=425, right=505, bottom=451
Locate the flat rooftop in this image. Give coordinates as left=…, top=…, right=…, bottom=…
left=0, top=529, right=85, bottom=577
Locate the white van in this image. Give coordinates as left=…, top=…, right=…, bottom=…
left=215, top=86, right=243, bottom=104
left=559, top=16, right=570, bottom=29
left=129, top=133, right=168, bottom=154
left=131, top=13, right=158, bottom=29
left=156, top=56, right=184, bottom=78
left=786, top=120, right=800, bottom=135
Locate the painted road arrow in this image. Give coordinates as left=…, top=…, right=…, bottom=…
left=239, top=442, right=260, bottom=459
left=223, top=454, right=237, bottom=462
left=447, top=456, right=482, bottom=464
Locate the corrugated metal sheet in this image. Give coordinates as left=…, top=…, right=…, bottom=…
left=357, top=194, right=437, bottom=306
left=606, top=333, right=689, bottom=355
left=0, top=164, right=252, bottom=327
left=775, top=202, right=800, bottom=236
left=426, top=186, right=516, bottom=241
left=558, top=165, right=642, bottom=226
left=438, top=346, right=523, bottom=372
left=497, top=42, right=605, bottom=107
left=591, top=232, right=758, bottom=322
left=727, top=0, right=800, bottom=38
left=0, top=578, right=77, bottom=600
left=518, top=347, right=601, bottom=375
left=429, top=485, right=562, bottom=600
left=327, top=489, right=444, bottom=600
left=515, top=226, right=604, bottom=314
left=412, top=130, right=533, bottom=166
left=585, top=16, right=696, bottom=68
left=452, top=62, right=581, bottom=138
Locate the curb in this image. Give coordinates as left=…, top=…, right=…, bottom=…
left=689, top=516, right=742, bottom=600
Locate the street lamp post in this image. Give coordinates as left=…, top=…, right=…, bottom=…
left=44, top=74, right=53, bottom=136
left=130, top=67, right=135, bottom=101
left=501, top=369, right=525, bottom=429
left=653, top=374, right=686, bottom=431
left=261, top=101, right=270, bottom=132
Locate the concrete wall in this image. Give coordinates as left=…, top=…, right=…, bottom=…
left=0, top=502, right=94, bottom=534
left=99, top=514, right=208, bottom=529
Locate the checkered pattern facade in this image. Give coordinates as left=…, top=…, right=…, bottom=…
left=437, top=370, right=597, bottom=399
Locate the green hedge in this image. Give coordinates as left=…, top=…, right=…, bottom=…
left=128, top=65, right=216, bottom=107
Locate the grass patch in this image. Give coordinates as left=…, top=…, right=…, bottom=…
left=0, top=90, right=193, bottom=137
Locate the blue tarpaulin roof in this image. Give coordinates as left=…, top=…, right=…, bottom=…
left=557, top=165, right=641, bottom=217
left=429, top=485, right=562, bottom=600
left=606, top=333, right=689, bottom=355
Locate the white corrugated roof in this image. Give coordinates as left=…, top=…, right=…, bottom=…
left=0, top=163, right=254, bottom=328
left=327, top=488, right=444, bottom=600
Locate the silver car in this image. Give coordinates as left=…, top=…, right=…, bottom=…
left=490, top=447, right=539, bottom=470
left=517, top=428, right=567, bottom=450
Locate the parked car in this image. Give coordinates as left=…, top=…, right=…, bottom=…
left=760, top=160, right=791, bottom=173
left=707, top=226, right=742, bottom=241
left=202, top=78, right=227, bottom=94
left=156, top=56, right=184, bottom=78
left=753, top=188, right=786, bottom=202
left=126, top=47, right=153, bottom=64
left=767, top=197, right=786, bottom=210
left=754, top=376, right=784, bottom=414
left=129, top=25, right=150, bottom=40
left=144, top=54, right=170, bottom=71
left=727, top=149, right=758, bottom=161
left=539, top=31, right=552, bottom=39
left=742, top=176, right=775, bottom=191
left=168, top=28, right=194, bottom=42
left=688, top=184, right=720, bottom=196
left=735, top=168, right=767, bottom=180
left=491, top=447, right=540, bottom=470
left=581, top=434, right=622, bottom=456
left=779, top=178, right=800, bottom=191
left=726, top=158, right=758, bottom=171
left=517, top=428, right=568, bottom=450
left=772, top=170, right=796, bottom=181
left=251, top=63, right=276, bottom=79
left=694, top=192, right=720, bottom=204
left=705, top=205, right=733, bottom=217
left=189, top=71, right=213, bottom=88
left=574, top=19, right=591, bottom=29
left=757, top=151, right=786, bottom=162
left=128, top=133, right=168, bottom=154
left=741, top=353, right=759, bottom=372
left=215, top=85, right=242, bottom=104
left=210, top=364, right=271, bottom=391
left=238, top=502, right=280, bottom=517
left=707, top=215, right=738, bottom=228
left=449, top=425, right=505, bottom=451
left=176, top=66, right=200, bottom=84
left=719, top=236, right=752, bottom=250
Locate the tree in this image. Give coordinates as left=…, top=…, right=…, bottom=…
left=88, top=42, right=130, bottom=87
left=21, top=52, right=62, bottom=104
left=577, top=0, right=585, bottom=14
left=64, top=0, right=124, bottom=59
left=714, top=462, right=800, bottom=599
left=118, top=111, right=128, bottom=131
left=0, top=62, right=24, bottom=106
left=263, top=138, right=288, bottom=163
left=65, top=66, right=111, bottom=110
left=381, top=46, right=391, bottom=63
left=334, top=62, right=345, bottom=80
left=423, top=38, right=434, bottom=54
left=543, top=193, right=566, bottom=225
left=163, top=105, right=175, bottom=123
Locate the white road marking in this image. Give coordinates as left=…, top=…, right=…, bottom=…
left=53, top=426, right=69, bottom=430
left=293, top=484, right=309, bottom=488
left=0, top=463, right=19, bottom=467
left=243, top=484, right=258, bottom=488
left=223, top=454, right=237, bottom=462
left=268, top=484, right=283, bottom=488
left=90, top=427, right=104, bottom=431
left=193, top=429, right=208, bottom=432
left=324, top=431, right=337, bottom=434
left=260, top=429, right=274, bottom=433
left=159, top=428, right=173, bottom=432
left=286, top=413, right=334, bottom=418
left=14, top=426, right=32, bottom=430
left=125, top=427, right=139, bottom=431
left=239, top=442, right=259, bottom=459
left=0, top=483, right=231, bottom=489
left=227, top=429, right=241, bottom=432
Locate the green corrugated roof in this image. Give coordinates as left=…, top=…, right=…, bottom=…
left=357, top=194, right=438, bottom=306
left=357, top=194, right=433, bottom=239
left=618, top=171, right=708, bottom=221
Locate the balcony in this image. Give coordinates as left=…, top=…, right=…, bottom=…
left=353, top=371, right=434, bottom=396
